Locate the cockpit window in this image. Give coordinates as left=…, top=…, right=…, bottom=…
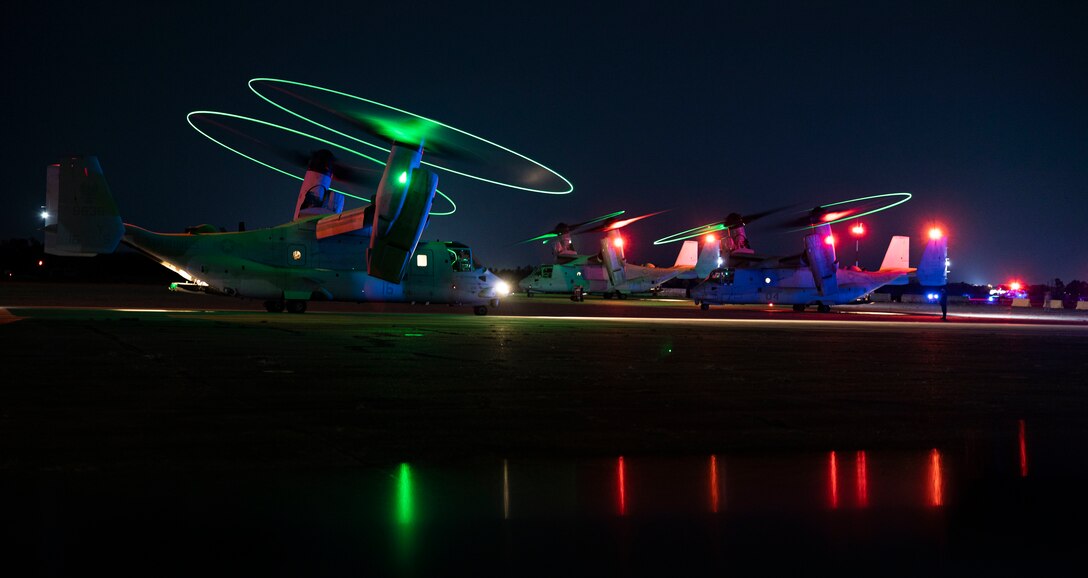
left=710, top=268, right=735, bottom=284
left=541, top=266, right=553, bottom=279
left=448, top=247, right=474, bottom=272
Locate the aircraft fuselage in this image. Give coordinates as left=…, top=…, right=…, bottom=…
left=122, top=217, right=505, bottom=308
left=691, top=266, right=908, bottom=307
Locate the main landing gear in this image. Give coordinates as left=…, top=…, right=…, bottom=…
left=264, top=299, right=307, bottom=313
left=792, top=303, right=831, bottom=313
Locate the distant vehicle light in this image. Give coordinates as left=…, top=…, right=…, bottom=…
left=764, top=277, right=772, bottom=284
left=1010, top=282, right=1022, bottom=291
left=37, top=260, right=44, bottom=266
left=824, top=234, right=836, bottom=245
left=928, top=228, right=943, bottom=240
left=40, top=211, right=49, bottom=220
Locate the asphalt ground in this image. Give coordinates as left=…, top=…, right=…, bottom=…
left=2, top=282, right=1087, bottom=576
left=2, top=281, right=1085, bottom=471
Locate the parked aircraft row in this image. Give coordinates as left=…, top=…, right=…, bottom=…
left=42, top=81, right=946, bottom=315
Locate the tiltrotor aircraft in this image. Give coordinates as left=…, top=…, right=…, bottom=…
left=43, top=141, right=511, bottom=315
left=689, top=209, right=948, bottom=312
left=516, top=211, right=717, bottom=300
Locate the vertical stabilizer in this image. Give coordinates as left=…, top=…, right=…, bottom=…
left=916, top=230, right=949, bottom=286
left=878, top=235, right=911, bottom=285
left=672, top=240, right=699, bottom=268
left=44, top=156, right=124, bottom=256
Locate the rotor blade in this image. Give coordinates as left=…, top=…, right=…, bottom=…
left=513, top=211, right=627, bottom=245
left=342, top=112, right=480, bottom=163
left=577, top=209, right=668, bottom=234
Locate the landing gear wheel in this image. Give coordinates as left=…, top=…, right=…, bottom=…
left=474, top=306, right=488, bottom=315
left=792, top=304, right=806, bottom=312
left=286, top=299, right=308, bottom=313
left=700, top=302, right=710, bottom=311
left=817, top=304, right=831, bottom=313
left=264, top=300, right=285, bottom=313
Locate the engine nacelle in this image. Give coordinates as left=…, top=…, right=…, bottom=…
left=367, top=161, right=436, bottom=283
left=293, top=149, right=344, bottom=220
left=803, top=224, right=838, bottom=296
left=601, top=230, right=627, bottom=288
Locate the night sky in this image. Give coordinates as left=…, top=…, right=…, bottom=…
left=4, top=1, right=1085, bottom=285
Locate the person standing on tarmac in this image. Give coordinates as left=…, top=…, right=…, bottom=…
left=939, top=287, right=948, bottom=321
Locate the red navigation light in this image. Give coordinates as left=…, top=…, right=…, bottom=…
left=613, top=236, right=625, bottom=248
left=37, top=260, right=44, bottom=266
left=928, top=227, right=943, bottom=240
left=704, top=233, right=717, bottom=244
left=1009, top=282, right=1022, bottom=291
left=851, top=223, right=865, bottom=236
left=824, top=234, right=836, bottom=246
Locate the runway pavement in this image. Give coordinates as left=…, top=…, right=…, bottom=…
left=2, top=281, right=1086, bottom=575
left=2, top=281, right=1085, bottom=470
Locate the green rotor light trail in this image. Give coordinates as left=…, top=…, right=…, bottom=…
left=247, top=78, right=574, bottom=195
left=522, top=210, right=627, bottom=245
left=186, top=111, right=456, bottom=216
left=789, top=192, right=913, bottom=232
left=653, top=192, right=913, bottom=244
left=653, top=221, right=729, bottom=245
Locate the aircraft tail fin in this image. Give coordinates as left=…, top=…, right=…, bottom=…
left=44, top=156, right=124, bottom=256
left=672, top=240, right=698, bottom=268
left=878, top=235, right=911, bottom=285
left=694, top=240, right=720, bottom=278
left=916, top=231, right=949, bottom=286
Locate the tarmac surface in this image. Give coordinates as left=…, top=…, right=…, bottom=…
left=2, top=281, right=1087, bottom=576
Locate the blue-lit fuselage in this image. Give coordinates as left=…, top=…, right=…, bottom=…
left=691, top=266, right=908, bottom=307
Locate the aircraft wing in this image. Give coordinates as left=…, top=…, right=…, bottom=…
left=316, top=206, right=371, bottom=239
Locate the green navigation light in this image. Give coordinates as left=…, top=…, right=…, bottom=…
left=398, top=171, right=408, bottom=184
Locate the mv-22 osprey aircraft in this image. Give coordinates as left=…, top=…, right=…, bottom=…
left=44, top=141, right=511, bottom=315
left=690, top=209, right=948, bottom=312
left=516, top=211, right=718, bottom=300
